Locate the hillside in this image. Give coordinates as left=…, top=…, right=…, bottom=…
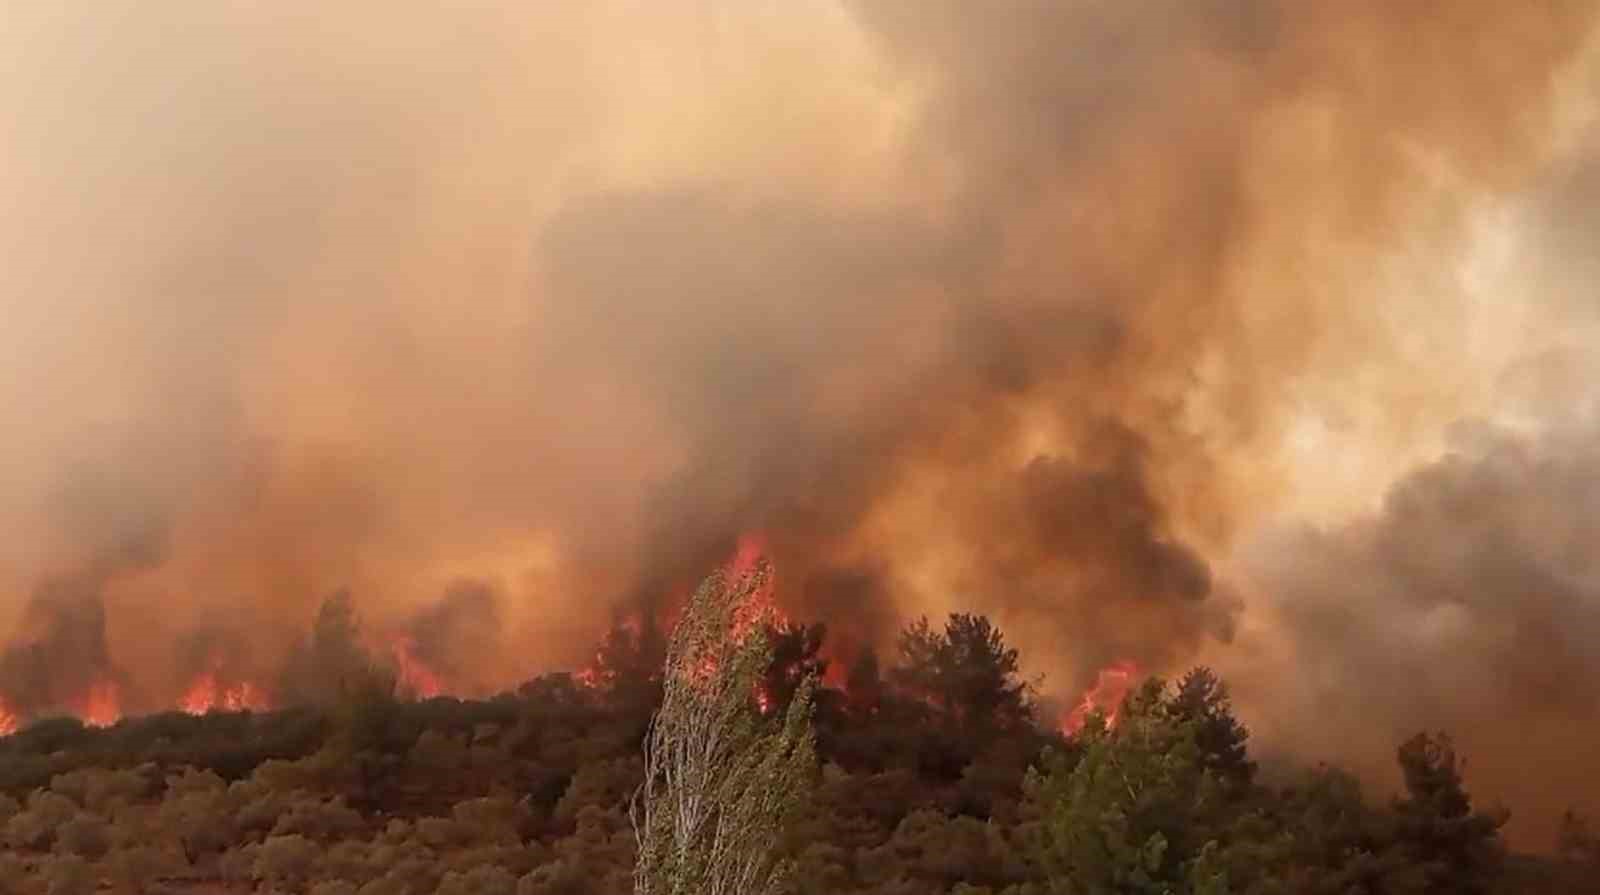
left=0, top=610, right=1592, bottom=895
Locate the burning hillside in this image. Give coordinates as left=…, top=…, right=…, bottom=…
left=2, top=0, right=1599, bottom=847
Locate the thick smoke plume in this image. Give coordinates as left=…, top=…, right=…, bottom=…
left=2, top=0, right=1597, bottom=845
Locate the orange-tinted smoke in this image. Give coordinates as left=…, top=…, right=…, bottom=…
left=1, top=0, right=1597, bottom=845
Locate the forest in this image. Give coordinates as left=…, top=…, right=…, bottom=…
left=0, top=585, right=1594, bottom=895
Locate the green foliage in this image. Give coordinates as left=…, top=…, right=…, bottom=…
left=1024, top=679, right=1226, bottom=894
left=0, top=598, right=1531, bottom=895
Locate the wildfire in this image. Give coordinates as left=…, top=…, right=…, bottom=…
left=1061, top=660, right=1140, bottom=736
left=75, top=680, right=122, bottom=728
left=0, top=697, right=17, bottom=737
left=727, top=532, right=778, bottom=638
left=180, top=672, right=270, bottom=715
left=390, top=635, right=444, bottom=699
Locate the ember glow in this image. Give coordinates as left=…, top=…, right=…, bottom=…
left=74, top=680, right=121, bottom=729
left=390, top=635, right=445, bottom=700
left=179, top=673, right=271, bottom=715
left=1061, top=660, right=1140, bottom=736
left=0, top=697, right=16, bottom=737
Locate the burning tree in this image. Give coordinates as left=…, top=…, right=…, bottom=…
left=630, top=559, right=817, bottom=895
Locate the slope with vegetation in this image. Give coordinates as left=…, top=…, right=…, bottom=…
left=0, top=580, right=1590, bottom=895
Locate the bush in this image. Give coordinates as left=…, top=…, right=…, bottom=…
left=217, top=843, right=262, bottom=884
left=450, top=795, right=528, bottom=845
left=271, top=795, right=363, bottom=841
left=165, top=767, right=226, bottom=798
left=106, top=845, right=180, bottom=895
left=43, top=855, right=96, bottom=895
left=7, top=791, right=80, bottom=850
left=51, top=768, right=150, bottom=811
left=54, top=814, right=111, bottom=860
left=415, top=817, right=469, bottom=850
left=0, top=853, right=29, bottom=895
left=309, top=882, right=359, bottom=895
left=0, top=793, right=23, bottom=825
left=436, top=866, right=518, bottom=895
left=255, top=834, right=321, bottom=890
left=356, top=877, right=408, bottom=895
left=318, top=839, right=378, bottom=885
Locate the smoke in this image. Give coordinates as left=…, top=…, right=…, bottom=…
left=1231, top=418, right=1600, bottom=848
left=3, top=0, right=1598, bottom=845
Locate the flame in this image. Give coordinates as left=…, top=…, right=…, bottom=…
left=390, top=635, right=444, bottom=699
left=574, top=663, right=603, bottom=690
left=180, top=672, right=270, bottom=715
left=75, top=680, right=121, bottom=728
left=0, top=697, right=17, bottom=737
left=1061, top=660, right=1140, bottom=736
left=727, top=532, right=779, bottom=641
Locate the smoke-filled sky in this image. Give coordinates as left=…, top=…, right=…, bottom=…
left=3, top=0, right=1599, bottom=846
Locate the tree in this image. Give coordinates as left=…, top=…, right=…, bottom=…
left=630, top=560, right=818, bottom=895
left=1024, top=679, right=1228, bottom=894
left=1167, top=668, right=1254, bottom=789
left=761, top=621, right=828, bottom=714
left=889, top=614, right=1033, bottom=732
left=1390, top=732, right=1506, bottom=895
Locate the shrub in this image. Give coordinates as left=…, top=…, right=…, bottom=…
left=415, top=817, right=468, bottom=850
left=217, top=843, right=262, bottom=884
left=271, top=795, right=363, bottom=841
left=0, top=853, right=29, bottom=895
left=165, top=767, right=226, bottom=798
left=318, top=839, right=378, bottom=885
left=435, top=865, right=518, bottom=895
left=51, top=768, right=150, bottom=811
left=0, top=793, right=23, bottom=825
left=158, top=789, right=233, bottom=863
left=450, top=795, right=528, bottom=845
left=255, top=834, right=321, bottom=891
left=308, top=882, right=359, bottom=895
left=7, top=791, right=79, bottom=850
left=356, top=877, right=408, bottom=895
left=106, top=845, right=180, bottom=895
left=43, top=855, right=96, bottom=895
left=54, top=814, right=111, bottom=860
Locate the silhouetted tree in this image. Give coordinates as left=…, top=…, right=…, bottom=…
left=889, top=614, right=1032, bottom=731
left=1391, top=732, right=1506, bottom=895
left=762, top=622, right=828, bottom=714
left=844, top=651, right=883, bottom=717
left=1168, top=667, right=1255, bottom=789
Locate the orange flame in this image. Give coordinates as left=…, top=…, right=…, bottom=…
left=727, top=531, right=779, bottom=641
left=390, top=635, right=443, bottom=699
left=0, top=697, right=17, bottom=737
left=180, top=672, right=271, bottom=715
left=1061, top=660, right=1140, bottom=735
left=76, top=680, right=121, bottom=728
